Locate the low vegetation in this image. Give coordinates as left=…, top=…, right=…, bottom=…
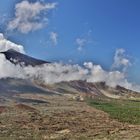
left=88, top=99, right=140, bottom=124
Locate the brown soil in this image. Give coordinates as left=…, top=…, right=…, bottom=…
left=39, top=96, right=140, bottom=140
left=15, top=103, right=38, bottom=113
left=0, top=106, right=8, bottom=114
left=0, top=95, right=139, bottom=140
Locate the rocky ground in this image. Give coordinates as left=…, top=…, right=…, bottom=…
left=0, top=94, right=140, bottom=140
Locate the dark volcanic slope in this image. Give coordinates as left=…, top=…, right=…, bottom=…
left=0, top=78, right=54, bottom=95
left=1, top=49, right=50, bottom=66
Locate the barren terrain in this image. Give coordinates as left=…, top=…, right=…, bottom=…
left=0, top=94, right=139, bottom=140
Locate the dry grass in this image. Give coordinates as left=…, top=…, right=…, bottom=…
left=0, top=94, right=140, bottom=139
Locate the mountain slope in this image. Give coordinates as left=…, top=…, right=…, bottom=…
left=0, top=49, right=139, bottom=100
left=1, top=49, right=50, bottom=66
left=44, top=81, right=140, bottom=100
left=0, top=78, right=55, bottom=95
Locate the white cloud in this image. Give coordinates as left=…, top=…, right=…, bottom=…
left=23, top=63, right=88, bottom=84
left=84, top=62, right=123, bottom=87
left=21, top=61, right=140, bottom=92
left=50, top=32, right=58, bottom=46
left=7, top=0, right=57, bottom=33
left=0, top=37, right=139, bottom=92
left=0, top=54, right=25, bottom=79
left=76, top=38, right=87, bottom=51
left=76, top=30, right=93, bottom=51
left=0, top=56, right=140, bottom=92
left=0, top=33, right=25, bottom=53
left=112, top=48, right=131, bottom=71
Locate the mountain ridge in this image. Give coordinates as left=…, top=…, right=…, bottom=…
left=0, top=49, right=50, bottom=66
left=0, top=49, right=139, bottom=100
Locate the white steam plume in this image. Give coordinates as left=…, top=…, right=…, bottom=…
left=112, top=48, right=131, bottom=72
left=0, top=33, right=25, bottom=53
left=0, top=33, right=140, bottom=92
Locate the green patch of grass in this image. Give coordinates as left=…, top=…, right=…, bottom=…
left=87, top=99, right=140, bottom=124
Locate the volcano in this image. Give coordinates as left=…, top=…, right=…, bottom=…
left=0, top=49, right=50, bottom=66
left=0, top=49, right=139, bottom=100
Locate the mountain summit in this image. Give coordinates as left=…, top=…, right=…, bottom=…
left=0, top=49, right=50, bottom=66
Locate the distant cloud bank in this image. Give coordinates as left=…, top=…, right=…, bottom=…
left=0, top=33, right=140, bottom=92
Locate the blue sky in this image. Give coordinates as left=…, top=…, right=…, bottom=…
left=0, top=0, right=140, bottom=84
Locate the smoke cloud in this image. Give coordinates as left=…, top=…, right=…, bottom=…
left=0, top=33, right=25, bottom=53
left=112, top=48, right=131, bottom=72
left=0, top=33, right=140, bottom=92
